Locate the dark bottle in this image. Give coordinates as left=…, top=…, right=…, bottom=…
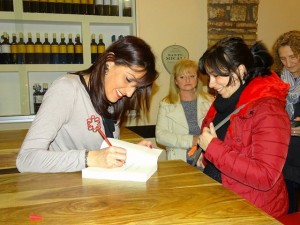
left=1, top=32, right=11, bottom=64
left=33, top=83, right=43, bottom=114
left=23, top=0, right=31, bottom=12
left=64, top=0, right=72, bottom=14
left=123, top=0, right=131, bottom=17
left=56, top=0, right=64, bottom=14
left=34, top=33, right=43, bottom=64
left=110, top=0, right=119, bottom=16
left=87, top=0, right=94, bottom=15
left=47, top=0, right=56, bottom=13
left=39, top=0, right=47, bottom=13
left=72, top=0, right=80, bottom=14
left=95, top=0, right=103, bottom=15
left=50, top=33, right=59, bottom=64
left=80, top=0, right=87, bottom=14
left=97, top=34, right=105, bottom=57
left=26, top=32, right=35, bottom=64
left=90, top=33, right=97, bottom=63
left=66, top=33, right=74, bottom=64
left=42, top=33, right=51, bottom=64
left=10, top=33, right=17, bottom=64
left=58, top=33, right=67, bottom=64
left=103, top=0, right=110, bottom=16
left=3, top=0, right=14, bottom=11
left=30, top=0, right=39, bottom=13
left=17, top=32, right=26, bottom=64
left=111, top=34, right=116, bottom=42
left=74, top=34, right=83, bottom=64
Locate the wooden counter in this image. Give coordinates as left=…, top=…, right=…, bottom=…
left=0, top=127, right=143, bottom=170
left=0, top=160, right=281, bottom=224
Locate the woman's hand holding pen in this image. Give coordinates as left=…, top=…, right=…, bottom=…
left=198, top=122, right=217, bottom=151
left=87, top=146, right=127, bottom=168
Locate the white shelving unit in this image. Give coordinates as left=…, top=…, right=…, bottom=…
left=0, top=0, right=136, bottom=118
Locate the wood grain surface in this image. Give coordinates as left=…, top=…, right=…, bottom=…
left=0, top=160, right=281, bottom=224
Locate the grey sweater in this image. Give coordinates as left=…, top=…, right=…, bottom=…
left=16, top=74, right=120, bottom=173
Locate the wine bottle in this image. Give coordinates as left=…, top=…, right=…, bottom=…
left=30, top=0, right=39, bottom=13
left=50, top=33, right=59, bottom=64
left=97, top=34, right=105, bottom=57
left=58, top=33, right=67, bottom=64
left=56, top=0, right=64, bottom=14
left=23, top=0, right=31, bottom=13
left=110, top=0, right=119, bottom=16
left=72, top=0, right=80, bottom=14
left=39, top=0, right=47, bottom=13
left=66, top=33, right=74, bottom=64
left=33, top=83, right=43, bottom=114
left=103, top=0, right=110, bottom=16
left=42, top=33, right=51, bottom=64
left=123, top=0, right=131, bottom=17
left=87, top=0, right=94, bottom=15
left=90, top=33, right=97, bottom=63
left=95, top=0, right=103, bottom=15
left=111, top=34, right=116, bottom=42
left=11, top=33, right=17, bottom=64
left=3, top=0, right=14, bottom=11
left=26, top=32, right=35, bottom=64
left=47, top=0, right=56, bottom=13
left=74, top=34, right=83, bottom=64
left=80, top=0, right=87, bottom=14
left=34, top=33, right=43, bottom=64
left=17, top=32, right=26, bottom=64
left=64, top=0, right=72, bottom=14
left=1, top=32, right=11, bottom=64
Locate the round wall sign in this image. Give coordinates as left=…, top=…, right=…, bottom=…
left=161, top=45, right=189, bottom=74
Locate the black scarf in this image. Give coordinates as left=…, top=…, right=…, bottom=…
left=204, top=84, right=245, bottom=183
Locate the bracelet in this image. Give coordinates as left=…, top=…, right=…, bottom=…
left=85, top=150, right=89, bottom=168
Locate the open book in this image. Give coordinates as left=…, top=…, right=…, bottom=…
left=82, top=138, right=163, bottom=182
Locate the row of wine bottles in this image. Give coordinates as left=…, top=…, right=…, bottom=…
left=0, top=32, right=85, bottom=64
left=22, top=0, right=132, bottom=17
left=33, top=83, right=48, bottom=114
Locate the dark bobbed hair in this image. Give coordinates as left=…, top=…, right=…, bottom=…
left=199, top=37, right=273, bottom=86
left=73, top=35, right=158, bottom=122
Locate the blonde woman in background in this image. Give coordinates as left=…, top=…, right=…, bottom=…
left=156, top=59, right=212, bottom=165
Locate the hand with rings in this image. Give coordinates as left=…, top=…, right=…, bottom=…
left=87, top=146, right=127, bottom=168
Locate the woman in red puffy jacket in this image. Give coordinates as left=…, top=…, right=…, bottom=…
left=198, top=37, right=290, bottom=218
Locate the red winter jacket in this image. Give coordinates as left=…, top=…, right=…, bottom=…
left=202, top=72, right=290, bottom=218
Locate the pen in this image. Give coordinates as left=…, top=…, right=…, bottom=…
left=96, top=127, right=112, bottom=146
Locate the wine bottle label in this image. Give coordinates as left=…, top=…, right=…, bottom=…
left=26, top=45, right=35, bottom=53
left=35, top=95, right=43, bottom=104
left=73, top=0, right=80, bottom=3
left=59, top=45, right=67, bottom=53
left=65, top=0, right=72, bottom=3
left=1, top=45, right=11, bottom=53
left=97, top=45, right=105, bottom=53
left=75, top=45, right=83, bottom=53
left=81, top=0, right=87, bottom=3
left=51, top=45, right=59, bottom=53
left=124, top=0, right=131, bottom=8
left=48, top=0, right=56, bottom=2
left=35, top=45, right=43, bottom=53
left=91, top=45, right=97, bottom=53
left=67, top=45, right=74, bottom=53
left=88, top=0, right=94, bottom=4
left=57, top=0, right=64, bottom=3
left=96, top=0, right=104, bottom=3
left=111, top=0, right=119, bottom=5
left=104, top=0, right=110, bottom=4
left=11, top=45, right=18, bottom=53
left=43, top=45, right=51, bottom=53
left=18, top=45, right=26, bottom=53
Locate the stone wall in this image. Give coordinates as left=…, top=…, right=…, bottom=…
left=207, top=0, right=259, bottom=47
